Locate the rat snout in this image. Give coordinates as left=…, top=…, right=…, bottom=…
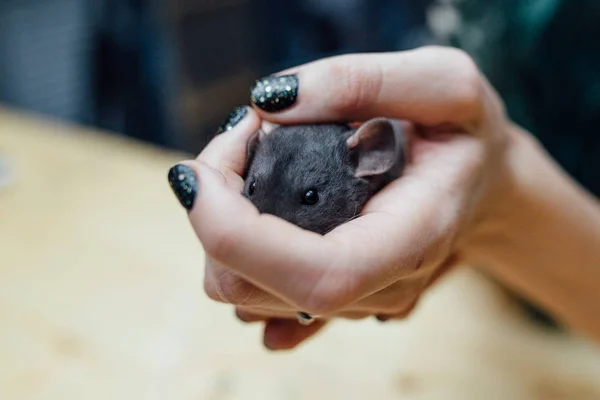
left=259, top=199, right=300, bottom=228
left=248, top=196, right=281, bottom=219
left=245, top=187, right=301, bottom=228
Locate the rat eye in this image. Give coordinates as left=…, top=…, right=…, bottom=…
left=248, top=181, right=257, bottom=196
left=302, top=189, right=319, bottom=205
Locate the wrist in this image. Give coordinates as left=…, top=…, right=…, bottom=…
left=462, top=124, right=600, bottom=338
left=468, top=123, right=600, bottom=262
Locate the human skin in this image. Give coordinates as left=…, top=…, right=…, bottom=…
left=169, top=46, right=600, bottom=350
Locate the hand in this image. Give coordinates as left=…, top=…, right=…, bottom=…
left=168, top=46, right=516, bottom=350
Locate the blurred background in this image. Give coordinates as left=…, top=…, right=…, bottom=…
left=1, top=0, right=598, bottom=192
left=1, top=0, right=600, bottom=398
left=0, top=0, right=433, bottom=152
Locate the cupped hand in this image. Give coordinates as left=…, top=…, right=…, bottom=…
left=168, top=46, right=514, bottom=350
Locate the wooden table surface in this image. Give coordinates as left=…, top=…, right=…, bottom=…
left=1, top=107, right=600, bottom=400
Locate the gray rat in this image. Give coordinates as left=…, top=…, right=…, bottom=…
left=242, top=118, right=406, bottom=236
left=241, top=118, right=405, bottom=325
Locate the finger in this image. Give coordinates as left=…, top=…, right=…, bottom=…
left=260, top=120, right=279, bottom=133
left=366, top=257, right=459, bottom=321
left=184, top=161, right=347, bottom=312
left=178, top=159, right=450, bottom=315
left=249, top=46, right=484, bottom=127
left=263, top=318, right=328, bottom=350
left=347, top=277, right=424, bottom=314
left=236, top=305, right=371, bottom=321
left=424, top=254, right=458, bottom=290
left=236, top=307, right=272, bottom=323
left=196, top=105, right=262, bottom=190
left=235, top=307, right=307, bottom=321
left=375, top=298, right=420, bottom=322
left=204, top=258, right=290, bottom=309
left=351, top=256, right=457, bottom=316
left=373, top=259, right=458, bottom=321
left=205, top=260, right=257, bottom=306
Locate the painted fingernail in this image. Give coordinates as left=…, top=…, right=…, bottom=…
left=250, top=74, right=298, bottom=112
left=376, top=315, right=389, bottom=322
left=296, top=311, right=315, bottom=326
left=216, top=106, right=248, bottom=134
left=167, top=164, right=198, bottom=211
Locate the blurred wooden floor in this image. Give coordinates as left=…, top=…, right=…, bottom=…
left=1, top=107, right=600, bottom=400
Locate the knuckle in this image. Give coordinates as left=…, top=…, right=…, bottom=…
left=422, top=46, right=483, bottom=119
left=444, top=49, right=483, bottom=117
left=432, top=45, right=476, bottom=71
left=214, top=270, right=256, bottom=305
left=327, top=56, right=381, bottom=116
left=203, top=279, right=223, bottom=302
left=203, top=259, right=224, bottom=302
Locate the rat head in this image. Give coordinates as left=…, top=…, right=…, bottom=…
left=242, top=118, right=403, bottom=235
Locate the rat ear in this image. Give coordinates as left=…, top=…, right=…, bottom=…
left=246, top=129, right=266, bottom=167
left=346, top=118, right=399, bottom=178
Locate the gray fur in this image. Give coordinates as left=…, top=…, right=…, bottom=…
left=242, top=119, right=405, bottom=235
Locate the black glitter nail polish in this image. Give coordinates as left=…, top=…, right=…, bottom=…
left=296, top=311, right=315, bottom=326
left=216, top=106, right=248, bottom=134
left=167, top=164, right=197, bottom=211
left=250, top=74, right=298, bottom=112
left=297, top=311, right=313, bottom=320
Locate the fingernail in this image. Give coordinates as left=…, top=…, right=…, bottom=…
left=250, top=74, right=298, bottom=112
left=376, top=315, right=389, bottom=322
left=167, top=164, right=198, bottom=211
left=296, top=311, right=315, bottom=326
left=216, top=106, right=248, bottom=134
